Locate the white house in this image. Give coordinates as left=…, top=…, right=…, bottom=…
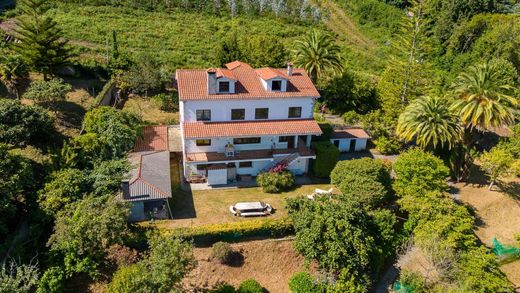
left=330, top=128, right=371, bottom=152
left=175, top=61, right=322, bottom=185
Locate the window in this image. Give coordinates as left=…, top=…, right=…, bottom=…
left=279, top=136, right=292, bottom=142
left=196, top=164, right=208, bottom=171
left=196, top=109, right=211, bottom=121
left=233, top=137, right=261, bottom=144
left=271, top=80, right=282, bottom=91
left=196, top=139, right=211, bottom=146
left=219, top=81, right=230, bottom=93
left=255, top=108, right=269, bottom=119
left=288, top=107, right=302, bottom=118
left=239, top=161, right=253, bottom=168
left=231, top=109, right=245, bottom=120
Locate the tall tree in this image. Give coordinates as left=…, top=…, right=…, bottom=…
left=450, top=62, right=518, bottom=131
left=215, top=32, right=243, bottom=66
left=378, top=0, right=433, bottom=120
left=292, top=30, right=343, bottom=83
left=0, top=54, right=28, bottom=98
left=12, top=0, right=72, bottom=79
left=397, top=96, right=462, bottom=150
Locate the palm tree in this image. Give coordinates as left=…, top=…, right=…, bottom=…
left=450, top=62, right=518, bottom=131
left=397, top=96, right=462, bottom=149
left=293, top=30, right=343, bottom=83
left=0, top=54, right=28, bottom=98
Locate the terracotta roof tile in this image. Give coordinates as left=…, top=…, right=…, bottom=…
left=332, top=128, right=371, bottom=139
left=255, top=67, right=287, bottom=80
left=216, top=68, right=236, bottom=80
left=183, top=119, right=322, bottom=139
left=176, top=61, right=319, bottom=101
left=134, top=125, right=169, bottom=152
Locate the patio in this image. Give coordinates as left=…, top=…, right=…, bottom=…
left=150, top=183, right=334, bottom=229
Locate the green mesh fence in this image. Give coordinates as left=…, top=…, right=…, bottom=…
left=393, top=281, right=412, bottom=293
left=492, top=237, right=520, bottom=258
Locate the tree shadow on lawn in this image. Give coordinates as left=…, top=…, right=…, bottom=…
left=224, top=250, right=245, bottom=268
left=51, top=100, right=87, bottom=130
left=497, top=181, right=520, bottom=201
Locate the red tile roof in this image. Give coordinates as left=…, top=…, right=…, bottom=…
left=134, top=125, right=169, bottom=152
left=183, top=119, right=322, bottom=139
left=176, top=61, right=320, bottom=101
left=332, top=128, right=371, bottom=139
left=216, top=68, right=236, bottom=80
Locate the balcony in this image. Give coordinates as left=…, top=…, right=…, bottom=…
left=185, top=144, right=315, bottom=163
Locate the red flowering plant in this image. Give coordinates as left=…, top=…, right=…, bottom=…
left=269, top=162, right=288, bottom=173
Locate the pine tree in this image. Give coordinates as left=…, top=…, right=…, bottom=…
left=377, top=0, right=434, bottom=121
left=11, top=0, right=72, bottom=80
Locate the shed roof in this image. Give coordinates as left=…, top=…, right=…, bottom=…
left=134, top=125, right=169, bottom=152
left=332, top=128, right=371, bottom=139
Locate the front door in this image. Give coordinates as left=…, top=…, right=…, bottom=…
left=333, top=140, right=340, bottom=148
left=286, top=136, right=295, bottom=148
left=349, top=139, right=356, bottom=152
left=227, top=163, right=236, bottom=181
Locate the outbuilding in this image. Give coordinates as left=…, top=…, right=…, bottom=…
left=330, top=128, right=370, bottom=152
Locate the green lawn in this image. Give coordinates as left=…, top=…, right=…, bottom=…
left=153, top=184, right=334, bottom=229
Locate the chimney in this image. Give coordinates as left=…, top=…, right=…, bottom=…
left=287, top=62, right=293, bottom=77
left=121, top=180, right=130, bottom=199
left=207, top=68, right=217, bottom=94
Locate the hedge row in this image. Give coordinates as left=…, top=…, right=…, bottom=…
left=160, top=218, right=294, bottom=245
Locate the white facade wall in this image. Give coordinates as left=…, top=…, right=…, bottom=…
left=207, top=168, right=228, bottom=185
left=331, top=138, right=368, bottom=152
left=185, top=136, right=295, bottom=153
left=180, top=98, right=315, bottom=123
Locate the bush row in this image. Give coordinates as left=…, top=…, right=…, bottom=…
left=161, top=218, right=294, bottom=245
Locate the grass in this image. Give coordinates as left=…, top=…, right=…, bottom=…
left=148, top=183, right=334, bottom=229
left=47, top=4, right=325, bottom=70
left=123, top=96, right=179, bottom=125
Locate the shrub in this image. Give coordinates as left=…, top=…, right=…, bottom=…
left=152, top=93, right=178, bottom=112
left=374, top=135, right=401, bottom=155
left=105, top=244, right=139, bottom=268
left=107, top=264, right=143, bottom=293
left=24, top=78, right=72, bottom=106
left=238, top=279, right=263, bottom=293
left=338, top=176, right=387, bottom=207
left=212, top=241, right=233, bottom=264
left=342, top=111, right=360, bottom=126
left=331, top=158, right=392, bottom=191
left=209, top=283, right=237, bottom=292
left=256, top=170, right=294, bottom=193
left=288, top=272, right=322, bottom=293
left=312, top=141, right=340, bottom=178
left=317, top=122, right=334, bottom=141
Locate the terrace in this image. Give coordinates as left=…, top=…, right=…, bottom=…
left=185, top=144, right=315, bottom=163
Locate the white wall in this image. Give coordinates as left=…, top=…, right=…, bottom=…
left=331, top=138, right=368, bottom=152
left=207, top=168, right=227, bottom=185
left=287, top=158, right=309, bottom=175
left=260, top=78, right=287, bottom=92
left=182, top=98, right=315, bottom=122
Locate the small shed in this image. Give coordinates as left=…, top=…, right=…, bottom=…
left=331, top=128, right=370, bottom=152
left=207, top=164, right=228, bottom=185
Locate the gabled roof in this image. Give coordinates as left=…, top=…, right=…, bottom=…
left=183, top=119, right=323, bottom=139
left=332, top=128, right=371, bottom=139
left=216, top=68, right=237, bottom=80
left=255, top=68, right=287, bottom=80
left=134, top=125, right=169, bottom=152
left=176, top=61, right=320, bottom=101
left=122, top=151, right=171, bottom=202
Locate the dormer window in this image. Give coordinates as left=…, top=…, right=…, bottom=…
left=272, top=80, right=282, bottom=91
left=219, top=81, right=230, bottom=93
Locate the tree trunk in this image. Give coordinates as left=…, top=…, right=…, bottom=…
left=488, top=181, right=495, bottom=191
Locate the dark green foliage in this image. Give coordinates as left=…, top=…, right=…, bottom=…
left=311, top=141, right=339, bottom=178
left=151, top=93, right=179, bottom=112
left=38, top=168, right=90, bottom=215
left=374, top=136, right=402, bottom=155
left=37, top=266, right=64, bottom=293
left=119, top=55, right=166, bottom=96
left=0, top=53, right=29, bottom=98
left=87, top=159, right=130, bottom=196
left=0, top=144, right=33, bottom=237
left=108, top=234, right=195, bottom=293
left=12, top=0, right=72, bottom=78
left=256, top=170, right=295, bottom=193
left=48, top=195, right=131, bottom=277
left=320, top=70, right=379, bottom=114
left=317, top=123, right=334, bottom=141
left=209, top=283, right=237, bottom=293
left=237, top=279, right=264, bottom=293
left=331, top=158, right=392, bottom=191
left=286, top=195, right=396, bottom=275
left=69, top=106, right=142, bottom=163
left=217, top=33, right=244, bottom=66
left=393, top=148, right=450, bottom=197
left=288, top=272, right=324, bottom=293
left=0, top=99, right=54, bottom=147
left=211, top=241, right=233, bottom=264
left=217, top=33, right=287, bottom=68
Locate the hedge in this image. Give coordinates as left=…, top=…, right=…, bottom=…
left=312, top=141, right=340, bottom=178
left=159, top=218, right=294, bottom=245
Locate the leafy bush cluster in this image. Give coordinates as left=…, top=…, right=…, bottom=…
left=394, top=148, right=513, bottom=292
left=330, top=158, right=392, bottom=207
left=256, top=170, right=295, bottom=193
left=24, top=78, right=72, bottom=107
left=209, top=279, right=264, bottom=293
left=311, top=141, right=340, bottom=178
